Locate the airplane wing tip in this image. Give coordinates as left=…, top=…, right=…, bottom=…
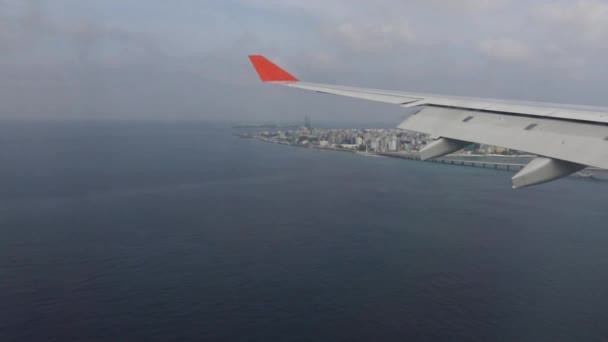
left=248, top=55, right=299, bottom=83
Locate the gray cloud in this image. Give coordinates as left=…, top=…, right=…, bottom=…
left=535, top=0, right=608, bottom=43
left=478, top=38, right=533, bottom=63
left=0, top=0, right=173, bottom=119
left=0, top=0, right=608, bottom=122
left=320, top=21, right=416, bottom=54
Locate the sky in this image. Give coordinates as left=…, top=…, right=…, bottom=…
left=1, top=0, right=608, bottom=123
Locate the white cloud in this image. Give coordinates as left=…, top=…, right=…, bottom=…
left=240, top=0, right=515, bottom=58
left=321, top=22, right=416, bottom=54
left=426, top=0, right=508, bottom=12
left=4, top=0, right=608, bottom=119
left=478, top=38, right=533, bottom=63
left=534, top=0, right=608, bottom=42
left=243, top=0, right=508, bottom=14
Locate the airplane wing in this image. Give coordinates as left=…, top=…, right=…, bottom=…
left=248, top=55, right=608, bottom=188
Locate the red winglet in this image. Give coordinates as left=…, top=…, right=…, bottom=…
left=248, top=55, right=299, bottom=83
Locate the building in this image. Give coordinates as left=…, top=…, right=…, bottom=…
left=494, top=146, right=507, bottom=154
left=304, top=115, right=312, bottom=130
left=339, top=144, right=359, bottom=149
left=388, top=138, right=397, bottom=151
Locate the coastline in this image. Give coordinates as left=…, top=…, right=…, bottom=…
left=242, top=133, right=608, bottom=181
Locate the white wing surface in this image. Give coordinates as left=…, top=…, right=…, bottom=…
left=248, top=55, right=608, bottom=188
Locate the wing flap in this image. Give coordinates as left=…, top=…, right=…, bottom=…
left=398, top=106, right=608, bottom=169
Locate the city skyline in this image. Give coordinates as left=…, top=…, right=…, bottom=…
left=255, top=125, right=515, bottom=156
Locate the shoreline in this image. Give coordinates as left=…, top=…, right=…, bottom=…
left=244, top=134, right=608, bottom=180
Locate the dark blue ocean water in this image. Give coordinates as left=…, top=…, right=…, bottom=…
left=1, top=121, right=608, bottom=341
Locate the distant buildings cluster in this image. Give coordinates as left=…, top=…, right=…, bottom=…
left=259, top=126, right=517, bottom=155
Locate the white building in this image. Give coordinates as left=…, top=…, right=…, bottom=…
left=388, top=138, right=397, bottom=151
left=340, top=144, right=359, bottom=149
left=371, top=139, right=379, bottom=151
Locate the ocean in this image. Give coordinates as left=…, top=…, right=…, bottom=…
left=1, top=121, right=608, bottom=341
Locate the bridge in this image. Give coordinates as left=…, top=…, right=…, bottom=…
left=378, top=152, right=606, bottom=179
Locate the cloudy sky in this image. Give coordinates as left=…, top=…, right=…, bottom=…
left=1, top=0, right=608, bottom=122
